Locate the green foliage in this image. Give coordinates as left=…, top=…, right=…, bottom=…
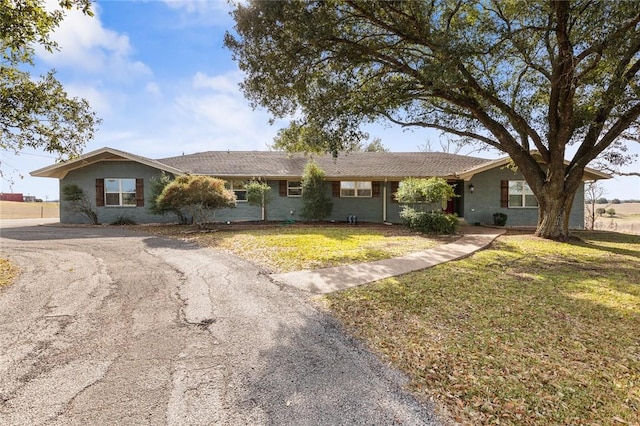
left=493, top=212, right=508, bottom=226
left=148, top=173, right=187, bottom=223
left=399, top=208, right=458, bottom=235
left=596, top=207, right=606, bottom=216
left=155, top=175, right=236, bottom=227
left=1, top=0, right=100, bottom=163
left=61, top=183, right=97, bottom=224
left=359, top=137, right=388, bottom=152
left=226, top=1, right=640, bottom=239
left=300, top=160, right=332, bottom=221
left=596, top=198, right=609, bottom=204
left=246, top=179, right=273, bottom=221
left=611, top=198, right=621, bottom=204
left=110, top=216, right=136, bottom=226
left=606, top=208, right=616, bottom=217
left=395, top=177, right=456, bottom=212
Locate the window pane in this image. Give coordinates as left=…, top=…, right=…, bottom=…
left=357, top=189, right=372, bottom=197
left=340, top=181, right=355, bottom=189
left=357, top=181, right=372, bottom=190
left=525, top=194, right=538, bottom=207
left=341, top=189, right=356, bottom=197
left=105, top=193, right=120, bottom=206
left=121, top=179, right=136, bottom=193
left=122, top=193, right=136, bottom=206
left=288, top=181, right=302, bottom=196
left=509, top=181, right=523, bottom=195
left=105, top=179, right=119, bottom=192
left=509, top=195, right=523, bottom=207
left=234, top=190, right=247, bottom=201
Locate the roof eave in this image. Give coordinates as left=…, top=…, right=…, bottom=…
left=30, top=147, right=185, bottom=179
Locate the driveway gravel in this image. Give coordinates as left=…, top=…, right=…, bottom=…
left=0, top=222, right=440, bottom=425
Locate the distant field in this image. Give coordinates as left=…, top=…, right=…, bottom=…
left=0, top=201, right=60, bottom=219
left=588, top=202, right=640, bottom=235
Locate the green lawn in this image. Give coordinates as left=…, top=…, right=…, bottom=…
left=141, top=223, right=451, bottom=272
left=323, top=231, right=639, bottom=425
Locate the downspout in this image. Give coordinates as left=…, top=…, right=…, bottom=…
left=383, top=178, right=387, bottom=222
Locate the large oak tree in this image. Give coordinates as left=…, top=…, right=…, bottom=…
left=1, top=0, right=99, bottom=163
left=225, top=0, right=640, bottom=240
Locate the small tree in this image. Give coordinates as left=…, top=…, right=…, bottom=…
left=155, top=175, right=236, bottom=227
left=148, top=173, right=188, bottom=223
left=395, top=177, right=456, bottom=212
left=246, top=179, right=273, bottom=221
left=300, top=160, right=332, bottom=221
left=61, top=184, right=98, bottom=224
left=395, top=178, right=458, bottom=234
left=606, top=208, right=616, bottom=217
left=596, top=208, right=606, bottom=217
left=584, top=181, right=605, bottom=230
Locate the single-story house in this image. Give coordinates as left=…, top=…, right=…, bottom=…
left=31, top=147, right=610, bottom=227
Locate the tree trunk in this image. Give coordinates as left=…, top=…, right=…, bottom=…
left=535, top=190, right=576, bottom=241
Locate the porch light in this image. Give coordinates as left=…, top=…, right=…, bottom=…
left=469, top=183, right=475, bottom=193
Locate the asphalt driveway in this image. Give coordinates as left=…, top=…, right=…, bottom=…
left=0, top=222, right=439, bottom=425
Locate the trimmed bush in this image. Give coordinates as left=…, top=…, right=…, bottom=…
left=400, top=208, right=458, bottom=235
left=493, top=212, right=508, bottom=226
left=110, top=216, right=137, bottom=226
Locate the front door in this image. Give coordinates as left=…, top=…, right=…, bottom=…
left=445, top=180, right=464, bottom=215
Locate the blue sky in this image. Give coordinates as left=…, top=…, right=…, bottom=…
left=1, top=0, right=638, bottom=201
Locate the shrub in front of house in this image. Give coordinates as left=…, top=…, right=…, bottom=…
left=110, top=216, right=137, bottom=226
left=400, top=207, right=458, bottom=235
left=61, top=184, right=99, bottom=224
left=493, top=212, right=508, bottom=226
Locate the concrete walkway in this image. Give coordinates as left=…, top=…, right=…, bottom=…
left=271, top=226, right=506, bottom=294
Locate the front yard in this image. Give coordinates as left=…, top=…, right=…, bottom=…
left=324, top=231, right=639, bottom=425
left=140, top=222, right=452, bottom=272
left=139, top=223, right=639, bottom=425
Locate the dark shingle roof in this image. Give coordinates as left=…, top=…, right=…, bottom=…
left=157, top=151, right=491, bottom=179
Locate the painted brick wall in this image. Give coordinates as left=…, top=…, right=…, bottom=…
left=462, top=167, right=585, bottom=229
left=60, top=162, right=176, bottom=224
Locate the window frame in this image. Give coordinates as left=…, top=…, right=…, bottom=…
left=340, top=181, right=372, bottom=198
left=287, top=181, right=302, bottom=197
left=227, top=180, right=247, bottom=202
left=104, top=178, right=137, bottom=207
left=508, top=180, right=538, bottom=208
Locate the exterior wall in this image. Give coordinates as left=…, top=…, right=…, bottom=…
left=57, top=162, right=585, bottom=228
left=462, top=167, right=585, bottom=229
left=60, top=161, right=174, bottom=224
left=214, top=180, right=303, bottom=222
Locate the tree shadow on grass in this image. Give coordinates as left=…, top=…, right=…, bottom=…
left=571, top=231, right=640, bottom=259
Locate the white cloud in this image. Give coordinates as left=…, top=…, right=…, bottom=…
left=36, top=1, right=151, bottom=81
left=145, top=82, right=161, bottom=97
left=192, top=71, right=241, bottom=94
left=163, top=0, right=230, bottom=15
left=63, top=82, right=119, bottom=117
left=161, top=0, right=234, bottom=27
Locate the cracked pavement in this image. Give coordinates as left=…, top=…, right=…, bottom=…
left=0, top=221, right=440, bottom=425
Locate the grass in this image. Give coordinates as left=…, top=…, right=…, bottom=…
left=141, top=223, right=451, bottom=273
left=323, top=231, right=640, bottom=425
left=0, top=258, right=18, bottom=290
